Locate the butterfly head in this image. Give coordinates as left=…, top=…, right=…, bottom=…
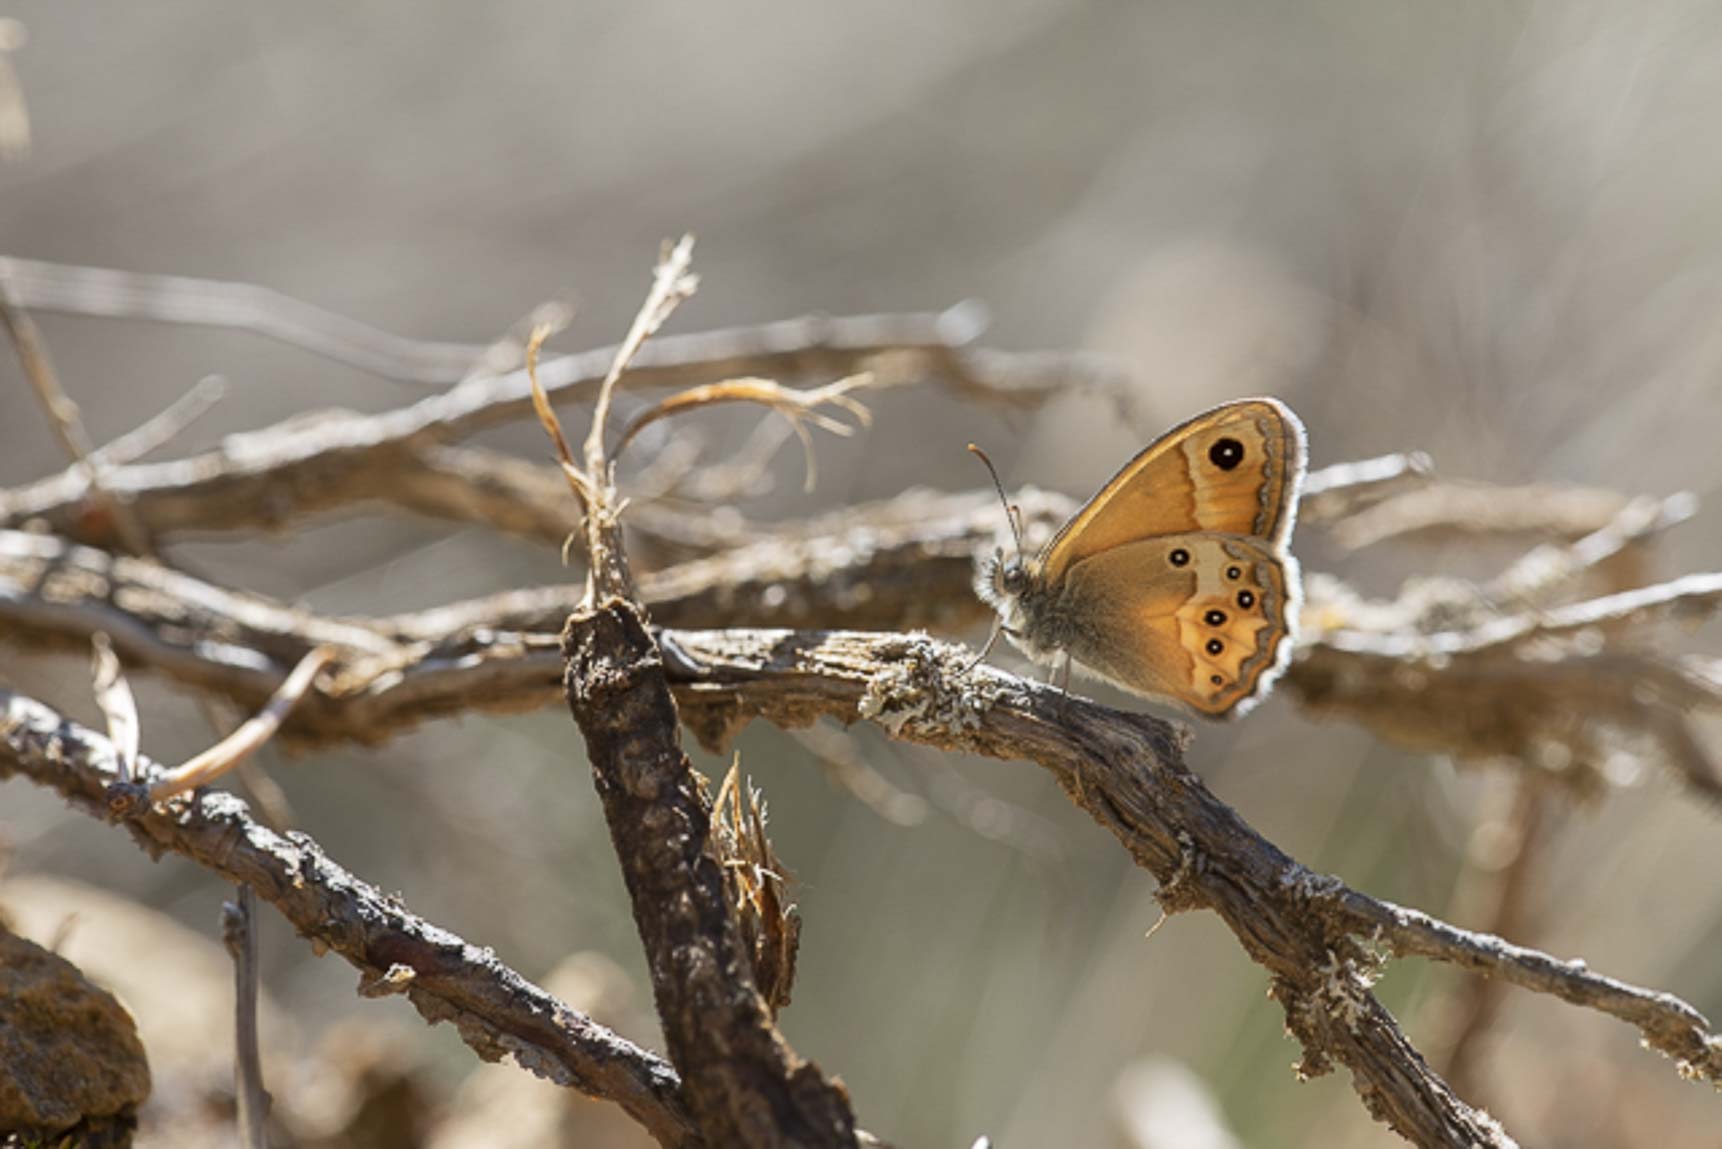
left=975, top=546, right=1030, bottom=608
left=968, top=442, right=1032, bottom=605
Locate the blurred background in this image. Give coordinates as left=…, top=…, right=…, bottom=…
left=3, top=2, right=1721, bottom=1146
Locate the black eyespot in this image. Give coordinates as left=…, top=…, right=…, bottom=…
left=1237, top=590, right=1256, bottom=609
left=1206, top=638, right=1224, bottom=655
left=1169, top=548, right=1191, bottom=567
left=1209, top=437, right=1245, bottom=471
left=1204, top=609, right=1227, bottom=626
left=1226, top=566, right=1242, bottom=580
left=1210, top=674, right=1224, bottom=686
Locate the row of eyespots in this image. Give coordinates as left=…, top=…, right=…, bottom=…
left=1225, top=563, right=1258, bottom=610
left=1168, top=551, right=1259, bottom=612
left=1164, top=548, right=1261, bottom=689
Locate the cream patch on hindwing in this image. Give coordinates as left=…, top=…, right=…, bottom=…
left=1173, top=537, right=1279, bottom=697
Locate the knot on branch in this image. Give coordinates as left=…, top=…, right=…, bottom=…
left=1152, top=830, right=1207, bottom=917
left=102, top=778, right=149, bottom=820
left=858, top=634, right=999, bottom=739
left=562, top=600, right=685, bottom=799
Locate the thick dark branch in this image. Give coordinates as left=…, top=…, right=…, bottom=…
left=658, top=629, right=1509, bottom=1145
left=7, top=540, right=1718, bottom=1139
left=548, top=245, right=863, bottom=1147
left=563, top=603, right=860, bottom=1147
left=0, top=688, right=700, bottom=1148
left=656, top=630, right=1720, bottom=1122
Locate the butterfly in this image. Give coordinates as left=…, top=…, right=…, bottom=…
left=971, top=397, right=1306, bottom=718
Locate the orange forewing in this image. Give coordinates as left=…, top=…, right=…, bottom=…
left=1036, top=399, right=1303, bottom=584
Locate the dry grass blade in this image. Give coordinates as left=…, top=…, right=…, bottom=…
left=615, top=372, right=877, bottom=491
left=586, top=234, right=699, bottom=473
left=89, top=633, right=138, bottom=785
left=135, top=645, right=338, bottom=807
left=523, top=320, right=594, bottom=507
left=712, top=756, right=800, bottom=1015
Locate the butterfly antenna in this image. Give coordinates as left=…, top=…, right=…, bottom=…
left=967, top=443, right=1024, bottom=558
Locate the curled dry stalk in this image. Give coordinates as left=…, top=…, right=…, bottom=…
left=105, top=644, right=338, bottom=815
left=616, top=373, right=876, bottom=492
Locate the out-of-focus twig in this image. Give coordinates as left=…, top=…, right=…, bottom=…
left=0, top=690, right=702, bottom=1148
left=0, top=323, right=1112, bottom=552
left=1298, top=451, right=1435, bottom=525
left=221, top=885, right=270, bottom=1149
left=0, top=255, right=486, bottom=385
left=0, top=19, right=29, bottom=160
left=89, top=633, right=138, bottom=786
left=7, top=460, right=1721, bottom=805
left=0, top=281, right=152, bottom=554
left=616, top=373, right=876, bottom=492
left=1328, top=480, right=1642, bottom=550
left=1486, top=491, right=1696, bottom=603
left=1426, top=779, right=1551, bottom=1102
left=89, top=375, right=228, bottom=467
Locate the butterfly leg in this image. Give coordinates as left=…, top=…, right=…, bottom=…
left=964, top=619, right=1004, bottom=673
left=1046, top=653, right=1073, bottom=716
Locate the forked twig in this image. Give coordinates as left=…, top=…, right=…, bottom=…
left=0, top=281, right=152, bottom=554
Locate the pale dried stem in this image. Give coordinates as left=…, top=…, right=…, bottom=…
left=139, top=645, right=337, bottom=805
left=587, top=235, right=699, bottom=481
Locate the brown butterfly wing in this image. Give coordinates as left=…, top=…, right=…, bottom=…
left=1052, top=533, right=1297, bottom=716
left=1037, top=398, right=1304, bottom=584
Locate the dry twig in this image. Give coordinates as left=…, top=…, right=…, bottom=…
left=532, top=239, right=863, bottom=1148
left=221, top=885, right=270, bottom=1149
left=0, top=690, right=701, bottom=1147
left=2, top=253, right=1718, bottom=1146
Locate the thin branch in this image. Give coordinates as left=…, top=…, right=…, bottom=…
left=0, top=689, right=702, bottom=1148
left=89, top=374, right=228, bottom=467
left=112, top=645, right=338, bottom=811
left=89, top=632, right=138, bottom=785
left=615, top=372, right=877, bottom=493
left=6, top=545, right=1718, bottom=1139
left=1, top=281, right=153, bottom=554
left=1329, top=481, right=1641, bottom=551
left=0, top=255, right=486, bottom=385
left=4, top=258, right=1106, bottom=418
left=221, top=885, right=270, bottom=1149
left=587, top=234, right=699, bottom=476
left=0, top=323, right=1109, bottom=551
left=1330, top=887, right=1721, bottom=1082
left=1298, top=451, right=1435, bottom=525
